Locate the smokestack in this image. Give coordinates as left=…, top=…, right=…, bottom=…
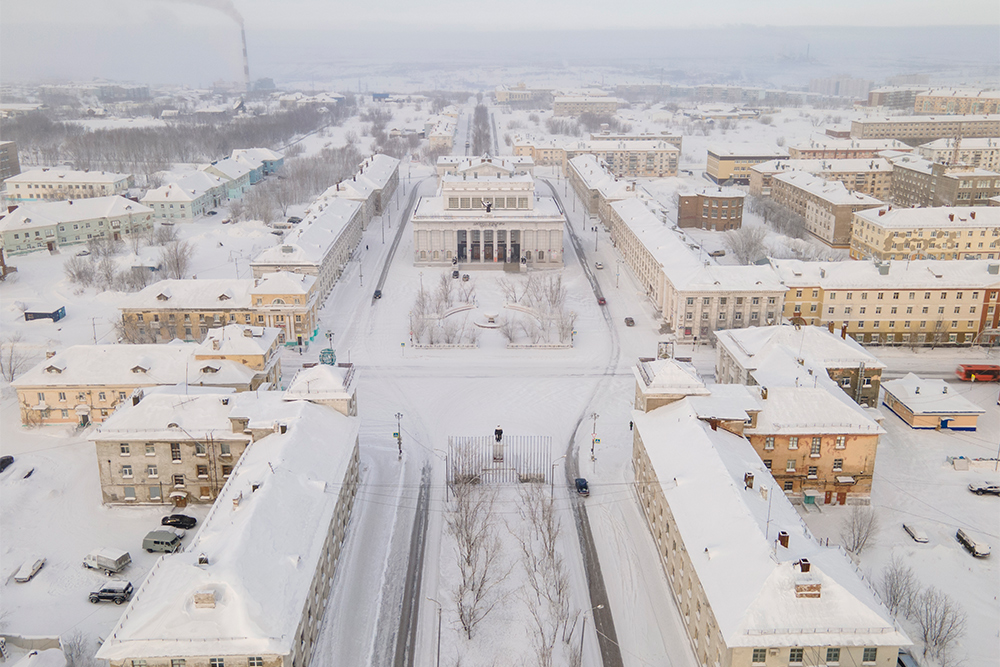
left=241, top=26, right=250, bottom=94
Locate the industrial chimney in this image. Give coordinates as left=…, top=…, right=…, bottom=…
left=241, top=26, right=251, bottom=94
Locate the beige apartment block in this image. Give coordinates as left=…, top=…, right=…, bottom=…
left=770, top=258, right=1000, bottom=346
left=849, top=115, right=1000, bottom=142
left=589, top=131, right=683, bottom=150
left=787, top=136, right=911, bottom=159
left=0, top=196, right=153, bottom=255
left=918, top=137, right=1000, bottom=170
left=567, top=154, right=637, bottom=221
left=748, top=158, right=893, bottom=198
left=4, top=168, right=132, bottom=204
left=514, top=136, right=679, bottom=178
left=769, top=171, right=882, bottom=248
left=891, top=156, right=1000, bottom=208
left=914, top=89, right=1000, bottom=115
left=867, top=86, right=928, bottom=110
left=705, top=143, right=787, bottom=184
left=552, top=96, right=618, bottom=116
left=850, top=206, right=1000, bottom=260
left=677, top=186, right=745, bottom=231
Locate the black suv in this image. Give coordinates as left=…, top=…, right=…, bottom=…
left=161, top=514, right=197, bottom=529
left=89, top=581, right=133, bottom=605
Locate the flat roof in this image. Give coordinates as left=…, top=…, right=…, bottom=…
left=707, top=143, right=788, bottom=158
left=854, top=206, right=1000, bottom=229
left=7, top=168, right=130, bottom=184
left=772, top=171, right=883, bottom=206
left=883, top=374, right=986, bottom=415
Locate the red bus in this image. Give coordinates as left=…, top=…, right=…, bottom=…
left=955, top=364, right=1000, bottom=382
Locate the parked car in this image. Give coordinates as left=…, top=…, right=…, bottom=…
left=14, top=557, right=46, bottom=583
left=902, top=523, right=929, bottom=543
left=0, top=455, right=13, bottom=473
left=221, top=218, right=232, bottom=224
left=897, top=649, right=919, bottom=667
left=955, top=528, right=991, bottom=557
left=624, top=317, right=635, bottom=327
left=161, top=514, right=197, bottom=530
left=75, top=249, right=91, bottom=257
left=597, top=297, right=606, bottom=305
left=452, top=270, right=460, bottom=279
left=462, top=274, right=470, bottom=282
left=595, top=262, right=604, bottom=269
left=575, top=478, right=590, bottom=497
left=373, top=289, right=382, bottom=299
left=968, top=482, right=1000, bottom=496
left=142, top=530, right=182, bottom=554
left=89, top=581, right=133, bottom=605
left=83, top=548, right=132, bottom=574
left=708, top=250, right=726, bottom=257
left=287, top=216, right=303, bottom=224
left=206, top=210, right=218, bottom=216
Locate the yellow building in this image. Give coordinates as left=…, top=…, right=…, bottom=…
left=552, top=96, right=618, bottom=117
left=850, top=206, right=1000, bottom=260
left=706, top=144, right=787, bottom=184
left=4, top=168, right=133, bottom=204
left=850, top=115, right=1000, bottom=141
left=749, top=158, right=893, bottom=198
left=514, top=136, right=679, bottom=178
left=914, top=89, right=1000, bottom=115
left=882, top=374, right=986, bottom=430
left=918, top=137, right=1000, bottom=170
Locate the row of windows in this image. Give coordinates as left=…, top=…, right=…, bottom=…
left=119, top=464, right=232, bottom=482
left=119, top=441, right=233, bottom=459
left=763, top=458, right=845, bottom=473
left=133, top=656, right=264, bottom=666
left=687, top=296, right=776, bottom=306
left=36, top=390, right=126, bottom=403
left=751, top=646, right=878, bottom=664
left=763, top=436, right=847, bottom=451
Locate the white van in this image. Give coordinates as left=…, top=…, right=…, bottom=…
left=956, top=528, right=991, bottom=557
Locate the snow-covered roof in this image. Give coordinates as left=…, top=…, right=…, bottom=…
left=195, top=325, right=281, bottom=358
left=882, top=374, right=986, bottom=415
left=231, top=147, right=283, bottom=163
left=890, top=154, right=998, bottom=177
left=355, top=153, right=400, bottom=190
left=853, top=205, right=999, bottom=230
left=125, top=279, right=254, bottom=310
left=633, top=400, right=906, bottom=648
left=252, top=199, right=361, bottom=268
left=751, top=158, right=893, bottom=175
left=919, top=137, right=1000, bottom=150
left=438, top=155, right=533, bottom=169
left=772, top=171, right=883, bottom=206
left=202, top=158, right=251, bottom=181
left=685, top=185, right=746, bottom=199
left=634, top=358, right=710, bottom=396
left=856, top=114, right=1000, bottom=124
left=96, top=396, right=360, bottom=661
left=716, top=325, right=885, bottom=373
left=283, top=364, right=355, bottom=402
left=790, top=136, right=911, bottom=151
left=687, top=384, right=763, bottom=421
left=770, top=258, right=1000, bottom=290
left=412, top=195, right=563, bottom=219
left=707, top=143, right=788, bottom=158
left=0, top=197, right=151, bottom=233
left=89, top=388, right=246, bottom=443
left=141, top=171, right=227, bottom=203
left=746, top=387, right=884, bottom=435
left=6, top=168, right=130, bottom=185
left=253, top=271, right=316, bottom=296
left=567, top=155, right=637, bottom=200
left=611, top=199, right=787, bottom=293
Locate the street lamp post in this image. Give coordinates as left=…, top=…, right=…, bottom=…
left=590, top=412, right=599, bottom=461
left=426, top=597, right=443, bottom=667
left=616, top=260, right=621, bottom=289
left=551, top=455, right=567, bottom=500
left=594, top=226, right=599, bottom=253
left=573, top=604, right=605, bottom=659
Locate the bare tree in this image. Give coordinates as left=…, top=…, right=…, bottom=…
left=62, top=630, right=98, bottom=667
left=63, top=255, right=95, bottom=287
left=115, top=315, right=154, bottom=344
left=879, top=556, right=919, bottom=618
left=724, top=225, right=768, bottom=265
left=912, top=587, right=966, bottom=661
left=96, top=256, right=119, bottom=290
left=839, top=505, right=880, bottom=554
left=153, top=224, right=179, bottom=246
left=0, top=333, right=32, bottom=382
left=160, top=240, right=194, bottom=280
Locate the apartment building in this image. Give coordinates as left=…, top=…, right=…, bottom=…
left=867, top=87, right=928, bottom=110
left=632, top=399, right=907, bottom=667
left=714, top=324, right=886, bottom=407
left=194, top=324, right=283, bottom=387
left=121, top=273, right=319, bottom=345
left=589, top=131, right=683, bottom=150
left=705, top=144, right=787, bottom=185
left=677, top=187, right=745, bottom=231
left=850, top=206, right=1000, bottom=260
left=97, top=396, right=360, bottom=667
left=787, top=136, right=911, bottom=159
left=0, top=196, right=153, bottom=255
left=567, top=154, right=638, bottom=221
left=231, top=147, right=284, bottom=176
left=770, top=258, right=1000, bottom=346
left=769, top=171, right=882, bottom=248
left=514, top=136, right=679, bottom=178
left=0, top=140, right=20, bottom=185
left=252, top=198, right=363, bottom=298
left=427, top=116, right=457, bottom=151
left=283, top=363, right=358, bottom=417
left=411, top=156, right=564, bottom=268
left=890, top=155, right=1000, bottom=208
left=749, top=158, right=892, bottom=198
left=321, top=153, right=400, bottom=229
left=552, top=96, right=618, bottom=116
left=11, top=343, right=266, bottom=427
left=201, top=158, right=252, bottom=200
left=809, top=76, right=873, bottom=99
left=494, top=83, right=535, bottom=103
left=141, top=171, right=228, bottom=221
left=437, top=155, right=535, bottom=179
left=849, top=115, right=1000, bottom=142
left=918, top=137, right=1000, bottom=170
left=4, top=168, right=132, bottom=204
left=882, top=373, right=986, bottom=431
left=914, top=89, right=1000, bottom=115
left=609, top=199, right=787, bottom=341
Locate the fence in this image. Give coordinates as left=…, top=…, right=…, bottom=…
left=447, top=435, right=553, bottom=485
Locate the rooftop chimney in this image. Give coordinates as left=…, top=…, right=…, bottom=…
left=744, top=472, right=754, bottom=489
left=778, top=531, right=789, bottom=548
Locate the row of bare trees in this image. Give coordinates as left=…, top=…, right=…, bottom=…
left=63, top=226, right=193, bottom=294
left=497, top=275, right=577, bottom=345
left=471, top=104, right=492, bottom=156
left=409, top=273, right=480, bottom=346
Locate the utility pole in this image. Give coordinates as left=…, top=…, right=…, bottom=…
left=395, top=412, right=403, bottom=460
left=92, top=317, right=98, bottom=344
left=590, top=412, right=599, bottom=461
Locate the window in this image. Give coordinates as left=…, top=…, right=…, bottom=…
left=786, top=460, right=796, bottom=472
left=811, top=439, right=821, bottom=456
left=173, top=474, right=185, bottom=488
left=121, top=465, right=133, bottom=478
left=764, top=437, right=774, bottom=450
left=789, top=648, right=804, bottom=665
left=788, top=437, right=798, bottom=450
left=147, top=464, right=158, bottom=478
left=784, top=480, right=794, bottom=491
left=99, top=392, right=107, bottom=401
left=171, top=443, right=181, bottom=462
left=863, top=648, right=877, bottom=663
left=840, top=377, right=851, bottom=387
left=197, top=465, right=209, bottom=478
left=195, top=442, right=207, bottom=456
left=145, top=443, right=155, bottom=456
left=124, top=486, right=136, bottom=501
left=833, top=459, right=843, bottom=472
left=222, top=465, right=233, bottom=477
left=210, top=659, right=225, bottom=667
left=58, top=391, right=66, bottom=401
left=826, top=647, right=841, bottom=664
left=835, top=436, right=846, bottom=449
left=752, top=649, right=767, bottom=664
left=120, top=443, right=130, bottom=456
left=763, top=459, right=772, bottom=470
left=248, top=660, right=264, bottom=667
left=808, top=466, right=818, bottom=479
left=220, top=442, right=231, bottom=456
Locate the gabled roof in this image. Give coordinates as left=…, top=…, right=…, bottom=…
left=202, top=158, right=252, bottom=181
left=0, top=196, right=152, bottom=233
left=882, top=373, right=986, bottom=415
left=283, top=364, right=354, bottom=402
left=634, top=358, right=710, bottom=397
left=746, top=386, right=885, bottom=435
left=195, top=325, right=281, bottom=358
left=252, top=199, right=362, bottom=268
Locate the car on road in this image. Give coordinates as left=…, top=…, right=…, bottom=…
left=595, top=262, right=604, bottom=269
left=206, top=210, right=218, bottom=216
left=89, top=581, right=133, bottom=605
left=575, top=478, right=590, bottom=496
left=624, top=317, right=635, bottom=327
left=462, top=274, right=470, bottom=281
left=14, top=557, right=46, bottom=583
left=0, top=455, right=13, bottom=473
left=161, top=514, right=197, bottom=530
left=709, top=250, right=726, bottom=257
left=287, top=216, right=302, bottom=224
left=373, top=289, right=382, bottom=299
left=597, top=297, right=606, bottom=305
left=968, top=482, right=1000, bottom=496
left=902, top=523, right=929, bottom=543
left=221, top=218, right=232, bottom=224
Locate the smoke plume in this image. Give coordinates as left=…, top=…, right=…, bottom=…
left=165, top=0, right=244, bottom=26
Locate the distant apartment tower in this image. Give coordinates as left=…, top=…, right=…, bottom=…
left=769, top=171, right=882, bottom=248
left=787, top=136, right=911, bottom=159
left=918, top=137, right=1000, bottom=170
left=677, top=187, right=745, bottom=231
left=850, top=115, right=1000, bottom=142
left=809, top=76, right=873, bottom=99
left=867, top=87, right=927, bottom=109
left=890, top=155, right=1000, bottom=208
left=705, top=144, right=787, bottom=185
left=914, top=89, right=1000, bottom=115
left=0, top=141, right=20, bottom=186
left=552, top=96, right=618, bottom=117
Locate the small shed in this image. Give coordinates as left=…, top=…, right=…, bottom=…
left=24, top=306, right=66, bottom=322
left=882, top=373, right=985, bottom=431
